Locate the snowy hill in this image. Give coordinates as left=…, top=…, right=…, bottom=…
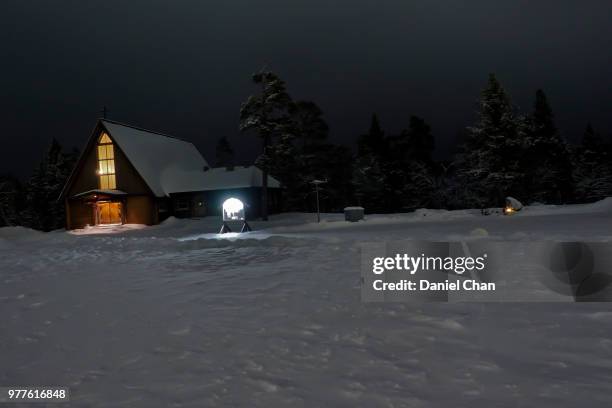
left=1, top=199, right=612, bottom=406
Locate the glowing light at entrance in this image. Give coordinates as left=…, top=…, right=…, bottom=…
left=223, top=198, right=245, bottom=221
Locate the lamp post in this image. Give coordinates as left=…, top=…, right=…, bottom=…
left=310, top=179, right=327, bottom=223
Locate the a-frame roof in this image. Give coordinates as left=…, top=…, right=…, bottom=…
left=100, top=120, right=210, bottom=197
left=60, top=119, right=280, bottom=200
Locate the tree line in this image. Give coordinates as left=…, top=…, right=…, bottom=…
left=1, top=72, right=610, bottom=230
left=0, top=140, right=79, bottom=230
left=234, top=71, right=612, bottom=216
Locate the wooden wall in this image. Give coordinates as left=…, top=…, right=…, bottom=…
left=114, top=145, right=151, bottom=195
left=67, top=146, right=98, bottom=197
left=126, top=196, right=155, bottom=225
left=66, top=200, right=94, bottom=229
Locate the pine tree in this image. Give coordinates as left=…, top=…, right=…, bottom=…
left=240, top=71, right=293, bottom=220
left=523, top=90, right=572, bottom=203
left=262, top=131, right=302, bottom=210
left=358, top=114, right=386, bottom=157
left=573, top=124, right=612, bottom=202
left=352, top=153, right=386, bottom=212
left=305, top=143, right=353, bottom=212
left=453, top=74, right=527, bottom=208
left=0, top=175, right=22, bottom=227
left=215, top=136, right=235, bottom=168
left=403, top=116, right=435, bottom=163
left=289, top=101, right=329, bottom=148
left=383, top=116, right=438, bottom=211
left=582, top=123, right=604, bottom=150
left=353, top=114, right=387, bottom=212
left=265, top=100, right=351, bottom=213
left=22, top=162, right=46, bottom=230
left=21, top=139, right=79, bottom=231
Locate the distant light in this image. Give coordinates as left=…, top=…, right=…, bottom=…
left=223, top=198, right=245, bottom=221
left=504, top=207, right=514, bottom=215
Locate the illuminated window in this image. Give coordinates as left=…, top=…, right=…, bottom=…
left=97, top=132, right=116, bottom=189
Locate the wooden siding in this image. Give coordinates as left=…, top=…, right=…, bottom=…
left=66, top=200, right=94, bottom=229
left=126, top=196, right=155, bottom=225
left=67, top=144, right=98, bottom=197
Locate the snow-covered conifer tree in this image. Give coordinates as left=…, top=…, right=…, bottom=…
left=453, top=74, right=527, bottom=208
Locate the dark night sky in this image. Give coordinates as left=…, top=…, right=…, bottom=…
left=2, top=0, right=611, bottom=178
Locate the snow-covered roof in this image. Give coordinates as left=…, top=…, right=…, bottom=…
left=101, top=120, right=210, bottom=197
left=196, top=166, right=281, bottom=191
left=101, top=120, right=280, bottom=195
left=72, top=189, right=127, bottom=198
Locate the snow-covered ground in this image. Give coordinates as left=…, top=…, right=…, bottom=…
left=1, top=200, right=612, bottom=407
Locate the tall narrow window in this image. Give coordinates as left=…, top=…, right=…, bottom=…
left=97, top=132, right=116, bottom=189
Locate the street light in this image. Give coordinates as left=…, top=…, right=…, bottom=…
left=310, top=179, right=327, bottom=223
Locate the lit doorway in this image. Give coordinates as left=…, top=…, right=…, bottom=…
left=95, top=202, right=123, bottom=225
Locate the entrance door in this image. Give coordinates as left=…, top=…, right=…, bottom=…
left=96, top=202, right=122, bottom=225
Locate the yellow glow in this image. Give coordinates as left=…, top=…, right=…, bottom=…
left=96, top=201, right=122, bottom=225
left=98, top=145, right=107, bottom=160
left=97, top=132, right=116, bottom=189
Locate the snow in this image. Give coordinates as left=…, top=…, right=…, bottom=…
left=199, top=166, right=281, bottom=190
left=505, top=196, right=523, bottom=210
left=71, top=189, right=128, bottom=198
left=1, top=200, right=612, bottom=406
left=101, top=121, right=279, bottom=196
left=102, top=120, right=210, bottom=196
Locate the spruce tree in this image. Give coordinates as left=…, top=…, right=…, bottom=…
left=573, top=124, right=612, bottom=202
left=289, top=101, right=329, bottom=148
left=582, top=123, right=604, bottom=150
left=353, top=114, right=387, bottom=212
left=454, top=74, right=527, bottom=208
left=386, top=116, right=437, bottom=211
left=0, top=175, right=22, bottom=227
left=279, top=101, right=330, bottom=211
left=21, top=139, right=79, bottom=231
left=215, top=136, right=235, bottom=168
left=352, top=153, right=386, bottom=212
left=524, top=90, right=572, bottom=203
left=357, top=114, right=386, bottom=157
left=266, top=99, right=351, bottom=213
left=404, top=116, right=435, bottom=163
left=305, top=144, right=353, bottom=211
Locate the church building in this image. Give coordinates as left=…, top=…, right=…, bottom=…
left=59, top=119, right=281, bottom=229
